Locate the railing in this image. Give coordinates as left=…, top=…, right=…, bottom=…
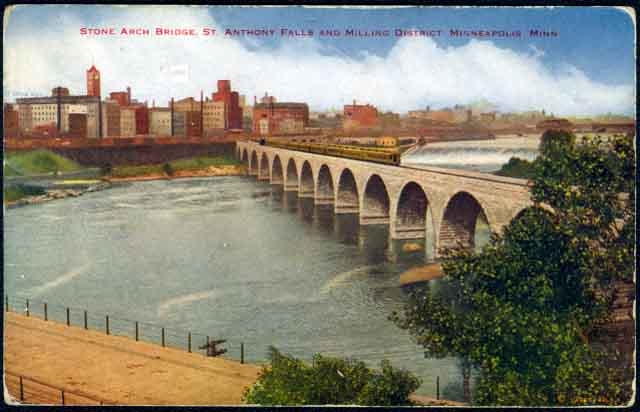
left=4, top=370, right=114, bottom=405
left=5, top=295, right=248, bottom=364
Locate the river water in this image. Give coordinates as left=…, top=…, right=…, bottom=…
left=3, top=137, right=540, bottom=401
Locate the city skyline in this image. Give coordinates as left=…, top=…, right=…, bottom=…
left=3, top=5, right=636, bottom=116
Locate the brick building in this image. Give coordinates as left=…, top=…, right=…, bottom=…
left=3, top=104, right=20, bottom=138
left=173, top=111, right=201, bottom=137
left=135, top=105, right=149, bottom=135
left=203, top=100, right=226, bottom=133
left=343, top=100, right=378, bottom=129
left=213, top=80, right=242, bottom=130
left=150, top=108, right=171, bottom=136
left=120, top=106, right=136, bottom=136
left=68, top=113, right=88, bottom=138
left=86, top=65, right=101, bottom=97
left=109, top=87, right=131, bottom=106
left=253, top=96, right=309, bottom=135
left=101, top=100, right=121, bottom=137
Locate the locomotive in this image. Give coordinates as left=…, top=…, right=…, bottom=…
left=257, top=138, right=401, bottom=166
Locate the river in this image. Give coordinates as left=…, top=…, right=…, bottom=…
left=3, top=137, right=539, bottom=401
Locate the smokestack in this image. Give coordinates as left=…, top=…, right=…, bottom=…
left=98, top=98, right=103, bottom=138
left=126, top=86, right=131, bottom=105
left=56, top=87, right=61, bottom=134
left=200, top=90, right=204, bottom=138
left=254, top=95, right=257, bottom=105
left=170, top=97, right=174, bottom=137
left=353, top=99, right=356, bottom=107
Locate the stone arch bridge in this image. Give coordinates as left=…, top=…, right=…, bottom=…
left=237, top=141, right=532, bottom=256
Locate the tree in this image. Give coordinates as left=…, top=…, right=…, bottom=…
left=391, top=130, right=634, bottom=405
left=162, top=162, right=174, bottom=176
left=243, top=346, right=421, bottom=405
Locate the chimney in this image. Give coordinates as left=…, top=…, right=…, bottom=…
left=254, top=95, right=257, bottom=105
left=170, top=97, right=174, bottom=137
left=126, top=86, right=131, bottom=105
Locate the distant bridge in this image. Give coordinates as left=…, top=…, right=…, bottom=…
left=236, top=141, right=533, bottom=256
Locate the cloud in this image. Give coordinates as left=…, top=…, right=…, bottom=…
left=3, top=5, right=635, bottom=116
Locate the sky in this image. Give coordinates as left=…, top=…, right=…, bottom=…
left=3, top=5, right=636, bottom=116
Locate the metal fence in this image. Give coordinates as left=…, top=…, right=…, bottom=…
left=4, top=370, right=113, bottom=405
left=5, top=294, right=248, bottom=364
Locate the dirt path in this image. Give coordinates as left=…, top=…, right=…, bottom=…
left=3, top=312, right=261, bottom=405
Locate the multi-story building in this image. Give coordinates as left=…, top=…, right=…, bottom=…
left=120, top=106, right=136, bottom=137
left=172, top=111, right=201, bottom=137
left=213, top=80, right=242, bottom=129
left=343, top=100, right=378, bottom=129
left=3, top=104, right=20, bottom=137
left=149, top=108, right=171, bottom=136
left=16, top=94, right=101, bottom=138
left=203, top=100, right=226, bottom=133
left=86, top=65, right=101, bottom=97
left=253, top=97, right=309, bottom=135
left=172, top=96, right=199, bottom=112
left=135, top=105, right=149, bottom=135
left=68, top=113, right=88, bottom=138
left=101, top=100, right=121, bottom=137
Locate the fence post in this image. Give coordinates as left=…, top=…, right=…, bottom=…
left=84, top=310, right=88, bottom=329
left=206, top=336, right=210, bottom=356
left=436, top=375, right=440, bottom=400
left=106, top=315, right=110, bottom=335
left=5, top=295, right=8, bottom=312
left=61, top=390, right=65, bottom=405
left=161, top=328, right=165, bottom=347
left=241, top=342, right=245, bottom=364
left=135, top=321, right=139, bottom=341
left=188, top=332, right=191, bottom=353
left=19, top=376, right=24, bottom=401
left=44, top=303, right=48, bottom=321
left=26, top=299, right=29, bottom=317
left=66, top=307, right=70, bottom=326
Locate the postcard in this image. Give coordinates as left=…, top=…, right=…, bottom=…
left=2, top=4, right=636, bottom=407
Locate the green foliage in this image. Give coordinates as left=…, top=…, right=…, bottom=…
left=170, top=155, right=240, bottom=170
left=162, top=162, right=174, bottom=176
left=3, top=184, right=46, bottom=202
left=243, top=346, right=420, bottom=406
left=495, top=157, right=536, bottom=179
left=392, top=131, right=635, bottom=406
left=4, top=150, right=81, bottom=176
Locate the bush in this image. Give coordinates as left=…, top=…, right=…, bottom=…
left=495, top=157, right=535, bottom=179
left=243, top=347, right=420, bottom=406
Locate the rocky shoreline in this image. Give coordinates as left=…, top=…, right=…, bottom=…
left=5, top=181, right=112, bottom=208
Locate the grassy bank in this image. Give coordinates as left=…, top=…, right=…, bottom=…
left=3, top=184, right=46, bottom=202
left=4, top=150, right=82, bottom=176
left=110, top=155, right=241, bottom=178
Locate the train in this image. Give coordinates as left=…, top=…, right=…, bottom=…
left=257, top=138, right=401, bottom=166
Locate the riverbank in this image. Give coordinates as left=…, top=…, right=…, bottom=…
left=106, top=164, right=246, bottom=182
left=3, top=312, right=261, bottom=405
left=4, top=181, right=111, bottom=208
left=399, top=263, right=444, bottom=287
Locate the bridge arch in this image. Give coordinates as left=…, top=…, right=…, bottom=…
left=316, top=164, right=334, bottom=203
left=336, top=168, right=359, bottom=213
left=395, top=181, right=432, bottom=241
left=285, top=158, right=299, bottom=190
left=259, top=153, right=270, bottom=180
left=250, top=151, right=258, bottom=176
left=439, top=191, right=490, bottom=252
left=271, top=155, right=284, bottom=185
left=362, top=174, right=390, bottom=224
left=300, top=161, right=314, bottom=197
